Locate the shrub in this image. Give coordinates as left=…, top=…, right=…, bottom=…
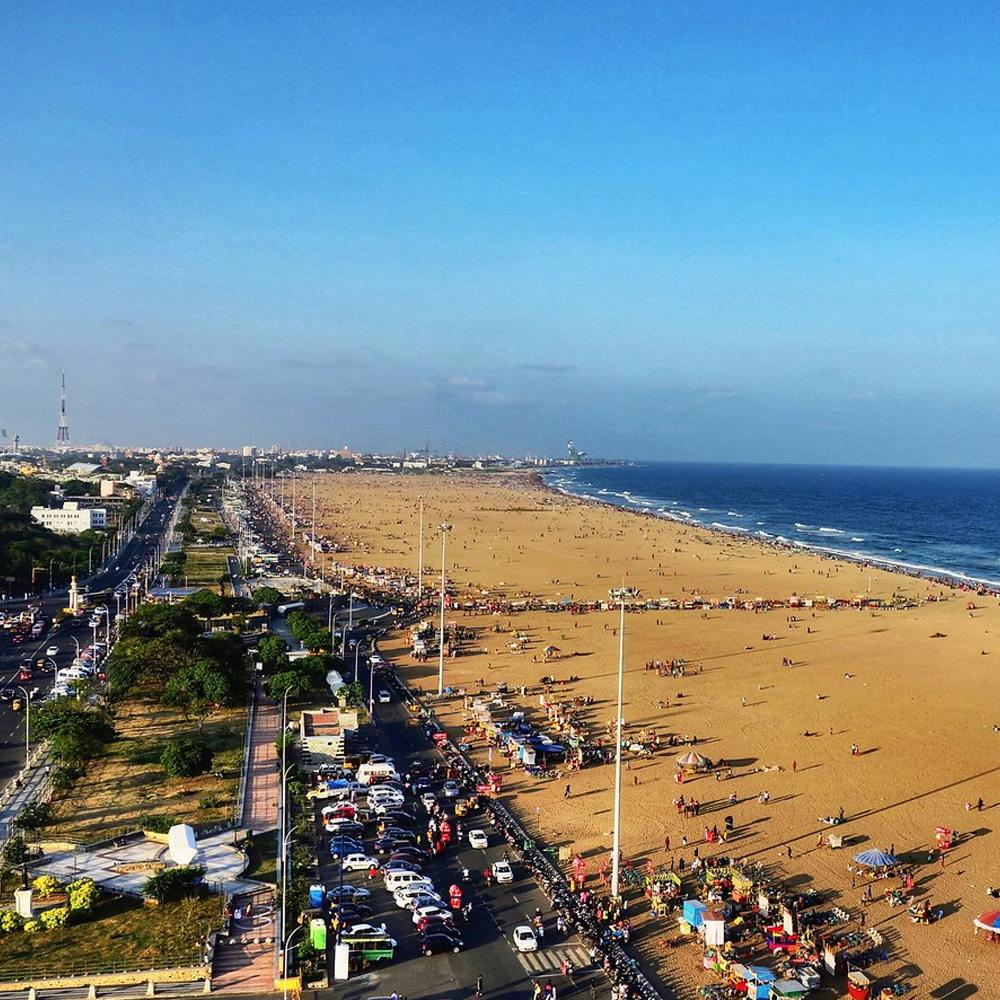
left=40, top=906, right=70, bottom=930
left=32, top=875, right=62, bottom=897
left=23, top=919, right=42, bottom=933
left=67, top=878, right=100, bottom=912
left=2, top=835, right=28, bottom=868
left=143, top=865, right=205, bottom=903
left=15, top=802, right=53, bottom=833
left=0, top=911, right=23, bottom=933
left=139, top=814, right=174, bottom=834
left=198, top=794, right=222, bottom=810
left=160, top=736, right=212, bottom=778
left=51, top=766, right=79, bottom=792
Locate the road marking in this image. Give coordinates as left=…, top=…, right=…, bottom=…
left=515, top=944, right=591, bottom=975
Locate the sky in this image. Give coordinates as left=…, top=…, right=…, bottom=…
left=1, top=2, right=999, bottom=466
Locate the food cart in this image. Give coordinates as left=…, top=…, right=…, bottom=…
left=769, top=981, right=809, bottom=1000
left=847, top=971, right=871, bottom=1000
left=682, top=898, right=708, bottom=933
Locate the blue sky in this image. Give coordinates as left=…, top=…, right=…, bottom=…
left=1, top=2, right=999, bottom=465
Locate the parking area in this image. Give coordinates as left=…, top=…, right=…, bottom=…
left=301, top=656, right=599, bottom=1000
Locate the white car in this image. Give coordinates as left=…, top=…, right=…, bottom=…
left=420, top=791, right=437, bottom=811
left=442, top=781, right=461, bottom=798
left=468, top=829, right=488, bottom=849
left=378, top=689, right=391, bottom=704
left=339, top=853, right=379, bottom=872
left=341, top=922, right=389, bottom=937
left=513, top=925, right=538, bottom=952
left=492, top=860, right=514, bottom=884
left=394, top=885, right=443, bottom=908
left=411, top=904, right=453, bottom=925
left=372, top=798, right=405, bottom=816
left=45, top=646, right=59, bottom=657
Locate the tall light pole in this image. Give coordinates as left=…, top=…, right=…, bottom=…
left=280, top=922, right=304, bottom=997
left=280, top=683, right=295, bottom=955
left=437, top=523, right=453, bottom=697
left=16, top=686, right=31, bottom=763
left=610, top=595, right=626, bottom=899
left=310, top=477, right=316, bottom=564
left=417, top=495, right=425, bottom=601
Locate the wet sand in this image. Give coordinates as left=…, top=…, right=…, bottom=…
left=303, top=470, right=1000, bottom=995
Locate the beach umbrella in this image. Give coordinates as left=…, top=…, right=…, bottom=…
left=853, top=848, right=897, bottom=868
left=675, top=751, right=712, bottom=769
left=543, top=644, right=560, bottom=655
left=973, top=910, right=1000, bottom=932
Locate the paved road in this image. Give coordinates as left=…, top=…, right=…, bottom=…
left=0, top=493, right=180, bottom=793
left=313, top=655, right=599, bottom=1000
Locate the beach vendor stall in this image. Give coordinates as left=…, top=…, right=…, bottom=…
left=730, top=965, right=778, bottom=1000
left=973, top=909, right=1000, bottom=941
left=769, top=981, right=809, bottom=1000
left=853, top=848, right=897, bottom=869
left=682, top=898, right=708, bottom=933
left=703, top=909, right=727, bottom=947
left=676, top=750, right=713, bottom=773
left=847, top=971, right=872, bottom=1000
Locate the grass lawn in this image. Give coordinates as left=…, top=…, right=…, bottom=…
left=244, top=831, right=277, bottom=884
left=182, top=546, right=234, bottom=588
left=0, top=893, right=220, bottom=978
left=48, top=700, right=245, bottom=842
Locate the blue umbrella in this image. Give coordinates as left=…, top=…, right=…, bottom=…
left=853, top=848, right=897, bottom=867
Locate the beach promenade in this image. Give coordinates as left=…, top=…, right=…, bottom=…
left=212, top=676, right=278, bottom=994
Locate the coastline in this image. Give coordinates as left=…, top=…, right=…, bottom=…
left=299, top=469, right=1000, bottom=997
left=539, top=467, right=1000, bottom=594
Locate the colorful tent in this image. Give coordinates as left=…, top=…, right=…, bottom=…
left=973, top=909, right=1000, bottom=932
left=853, top=848, right=897, bottom=867
left=675, top=751, right=712, bottom=769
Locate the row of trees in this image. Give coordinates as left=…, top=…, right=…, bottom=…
left=107, top=600, right=250, bottom=730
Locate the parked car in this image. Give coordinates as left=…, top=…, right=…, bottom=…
left=442, top=780, right=461, bottom=798
left=468, top=829, right=489, bottom=849
left=412, top=904, right=453, bottom=925
left=328, top=837, right=365, bottom=859
left=339, top=853, right=380, bottom=872
left=421, top=930, right=464, bottom=956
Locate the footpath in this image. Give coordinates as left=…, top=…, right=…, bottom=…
left=211, top=674, right=280, bottom=994
left=0, top=749, right=51, bottom=843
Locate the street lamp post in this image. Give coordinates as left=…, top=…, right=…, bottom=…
left=437, top=523, right=452, bottom=697
left=417, top=495, right=425, bottom=602
left=610, top=595, right=626, bottom=899
left=48, top=558, right=55, bottom=591
left=16, top=686, right=31, bottom=763
left=279, top=684, right=295, bottom=952
left=280, top=923, right=304, bottom=998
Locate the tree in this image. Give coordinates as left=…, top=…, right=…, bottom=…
left=252, top=586, right=285, bottom=609
left=15, top=802, right=53, bottom=833
left=160, top=736, right=212, bottom=778
left=340, top=681, right=365, bottom=708
left=120, top=603, right=199, bottom=642
left=266, top=669, right=312, bottom=702
left=185, top=589, right=228, bottom=621
left=162, top=660, right=234, bottom=726
left=257, top=635, right=290, bottom=670
left=34, top=701, right=115, bottom=765
left=143, top=865, right=205, bottom=902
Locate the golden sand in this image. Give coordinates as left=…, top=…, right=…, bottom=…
left=305, top=471, right=1000, bottom=995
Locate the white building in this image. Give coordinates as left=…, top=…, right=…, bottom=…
left=31, top=502, right=107, bottom=534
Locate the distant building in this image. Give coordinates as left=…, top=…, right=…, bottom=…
left=31, top=501, right=107, bottom=534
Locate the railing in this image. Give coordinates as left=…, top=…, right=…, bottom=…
left=234, top=674, right=258, bottom=829
left=0, top=953, right=206, bottom=983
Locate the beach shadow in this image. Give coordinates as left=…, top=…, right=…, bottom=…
left=930, top=979, right=977, bottom=999
left=860, top=747, right=879, bottom=755
left=797, top=764, right=823, bottom=772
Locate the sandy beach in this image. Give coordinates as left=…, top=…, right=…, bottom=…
left=300, top=470, right=1000, bottom=995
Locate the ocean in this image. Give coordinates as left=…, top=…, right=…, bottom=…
left=542, top=462, right=1000, bottom=588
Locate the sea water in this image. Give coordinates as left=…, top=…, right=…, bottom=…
left=543, top=462, right=1000, bottom=588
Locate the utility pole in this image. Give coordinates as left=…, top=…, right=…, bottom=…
left=610, top=594, right=625, bottom=899
left=417, top=495, right=425, bottom=601
left=437, top=523, right=452, bottom=696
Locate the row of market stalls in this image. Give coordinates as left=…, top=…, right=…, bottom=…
left=656, top=852, right=919, bottom=1000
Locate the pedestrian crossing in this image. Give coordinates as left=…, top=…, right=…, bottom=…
left=515, top=943, right=591, bottom=975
